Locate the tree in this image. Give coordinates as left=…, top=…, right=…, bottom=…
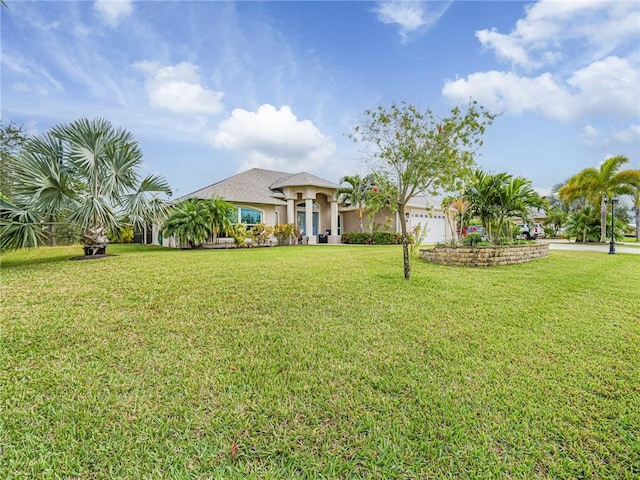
left=202, top=196, right=235, bottom=243
left=337, top=174, right=377, bottom=232
left=0, top=121, right=29, bottom=201
left=566, top=206, right=602, bottom=243
left=1, top=118, right=171, bottom=255
left=161, top=198, right=211, bottom=248
left=544, top=208, right=569, bottom=236
left=462, top=170, right=545, bottom=240
left=351, top=101, right=494, bottom=279
left=558, top=155, right=640, bottom=243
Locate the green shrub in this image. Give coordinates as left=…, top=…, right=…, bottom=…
left=341, top=231, right=405, bottom=245
left=462, top=233, right=483, bottom=246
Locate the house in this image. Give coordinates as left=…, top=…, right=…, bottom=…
left=151, top=168, right=453, bottom=246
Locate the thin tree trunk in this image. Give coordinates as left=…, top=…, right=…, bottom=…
left=400, top=207, right=410, bottom=280
left=636, top=206, right=639, bottom=242
left=600, top=197, right=607, bottom=243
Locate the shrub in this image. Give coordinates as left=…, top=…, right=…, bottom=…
left=250, top=222, right=273, bottom=246
left=462, top=233, right=483, bottom=246
left=273, top=223, right=296, bottom=245
left=230, top=224, right=248, bottom=247
left=341, top=231, right=405, bottom=245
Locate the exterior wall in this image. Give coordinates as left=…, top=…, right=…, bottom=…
left=420, top=243, right=550, bottom=266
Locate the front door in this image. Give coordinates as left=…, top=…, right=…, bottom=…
left=296, top=211, right=318, bottom=235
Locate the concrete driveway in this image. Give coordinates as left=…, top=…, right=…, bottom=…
left=540, top=239, right=640, bottom=255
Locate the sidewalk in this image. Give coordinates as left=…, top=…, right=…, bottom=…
left=540, top=239, right=640, bottom=254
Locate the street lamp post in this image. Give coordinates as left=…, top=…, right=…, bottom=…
left=603, top=194, right=617, bottom=254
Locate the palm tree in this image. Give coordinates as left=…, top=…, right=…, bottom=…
left=202, top=196, right=235, bottom=243
left=544, top=208, right=569, bottom=236
left=161, top=199, right=211, bottom=248
left=558, top=155, right=640, bottom=243
left=493, top=175, right=546, bottom=238
left=337, top=174, right=376, bottom=232
left=462, top=170, right=504, bottom=238
left=566, top=205, right=601, bottom=243
left=2, top=118, right=171, bottom=255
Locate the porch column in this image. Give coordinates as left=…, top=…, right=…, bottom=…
left=329, top=201, right=340, bottom=244
left=286, top=198, right=295, bottom=225
left=305, top=197, right=316, bottom=244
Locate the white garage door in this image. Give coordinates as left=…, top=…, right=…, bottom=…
left=409, top=210, right=447, bottom=244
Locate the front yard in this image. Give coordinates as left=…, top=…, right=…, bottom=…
left=1, top=244, right=638, bottom=478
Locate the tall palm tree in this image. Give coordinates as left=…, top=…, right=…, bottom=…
left=1, top=118, right=171, bottom=255
left=558, top=155, right=640, bottom=243
left=337, top=174, right=376, bottom=233
left=161, top=199, right=211, bottom=248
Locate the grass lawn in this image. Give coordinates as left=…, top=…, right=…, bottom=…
left=2, top=244, right=639, bottom=479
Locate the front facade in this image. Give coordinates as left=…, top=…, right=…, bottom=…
left=153, top=168, right=453, bottom=246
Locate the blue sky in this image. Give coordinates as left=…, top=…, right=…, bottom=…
left=2, top=0, right=639, bottom=199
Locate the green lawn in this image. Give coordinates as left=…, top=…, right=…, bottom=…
left=2, top=244, right=639, bottom=479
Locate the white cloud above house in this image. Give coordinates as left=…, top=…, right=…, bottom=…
left=136, top=61, right=224, bottom=115
left=374, top=1, right=452, bottom=42
left=210, top=104, right=336, bottom=172
left=94, top=0, right=133, bottom=27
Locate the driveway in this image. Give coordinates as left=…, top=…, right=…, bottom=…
left=540, top=239, right=640, bottom=255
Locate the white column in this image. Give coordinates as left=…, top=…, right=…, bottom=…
left=329, top=201, right=339, bottom=243
left=287, top=198, right=295, bottom=225
left=305, top=197, right=315, bottom=244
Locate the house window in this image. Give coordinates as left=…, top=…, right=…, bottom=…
left=239, top=208, right=262, bottom=227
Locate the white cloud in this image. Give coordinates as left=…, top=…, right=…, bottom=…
left=137, top=61, right=224, bottom=115
left=442, top=56, right=638, bottom=123
left=210, top=104, right=336, bottom=172
left=611, top=125, right=640, bottom=145
left=476, top=0, right=639, bottom=69
left=94, top=0, right=133, bottom=27
left=374, top=1, right=452, bottom=42
left=581, top=124, right=599, bottom=146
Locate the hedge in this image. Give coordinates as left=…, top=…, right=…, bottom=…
left=341, top=231, right=410, bottom=245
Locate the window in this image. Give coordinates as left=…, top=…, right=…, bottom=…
left=239, top=208, right=262, bottom=227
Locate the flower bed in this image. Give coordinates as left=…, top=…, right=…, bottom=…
left=419, top=243, right=549, bottom=266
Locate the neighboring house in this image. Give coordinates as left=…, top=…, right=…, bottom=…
left=150, top=168, right=452, bottom=246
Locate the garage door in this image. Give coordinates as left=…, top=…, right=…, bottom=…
left=409, top=211, right=447, bottom=244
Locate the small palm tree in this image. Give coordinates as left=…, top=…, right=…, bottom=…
left=338, top=174, right=376, bottom=232
left=1, top=118, right=171, bottom=255
left=202, top=196, right=235, bottom=243
left=558, top=155, right=640, bottom=242
left=162, top=199, right=211, bottom=248
left=566, top=206, right=600, bottom=243
left=544, top=208, right=569, bottom=236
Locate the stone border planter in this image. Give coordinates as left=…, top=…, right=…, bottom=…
left=419, top=243, right=549, bottom=266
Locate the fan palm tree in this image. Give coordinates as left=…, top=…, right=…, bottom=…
left=161, top=198, right=211, bottom=248
left=558, top=155, right=640, bottom=243
left=1, top=118, right=171, bottom=255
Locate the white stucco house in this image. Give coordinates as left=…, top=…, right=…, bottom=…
left=149, top=168, right=453, bottom=247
